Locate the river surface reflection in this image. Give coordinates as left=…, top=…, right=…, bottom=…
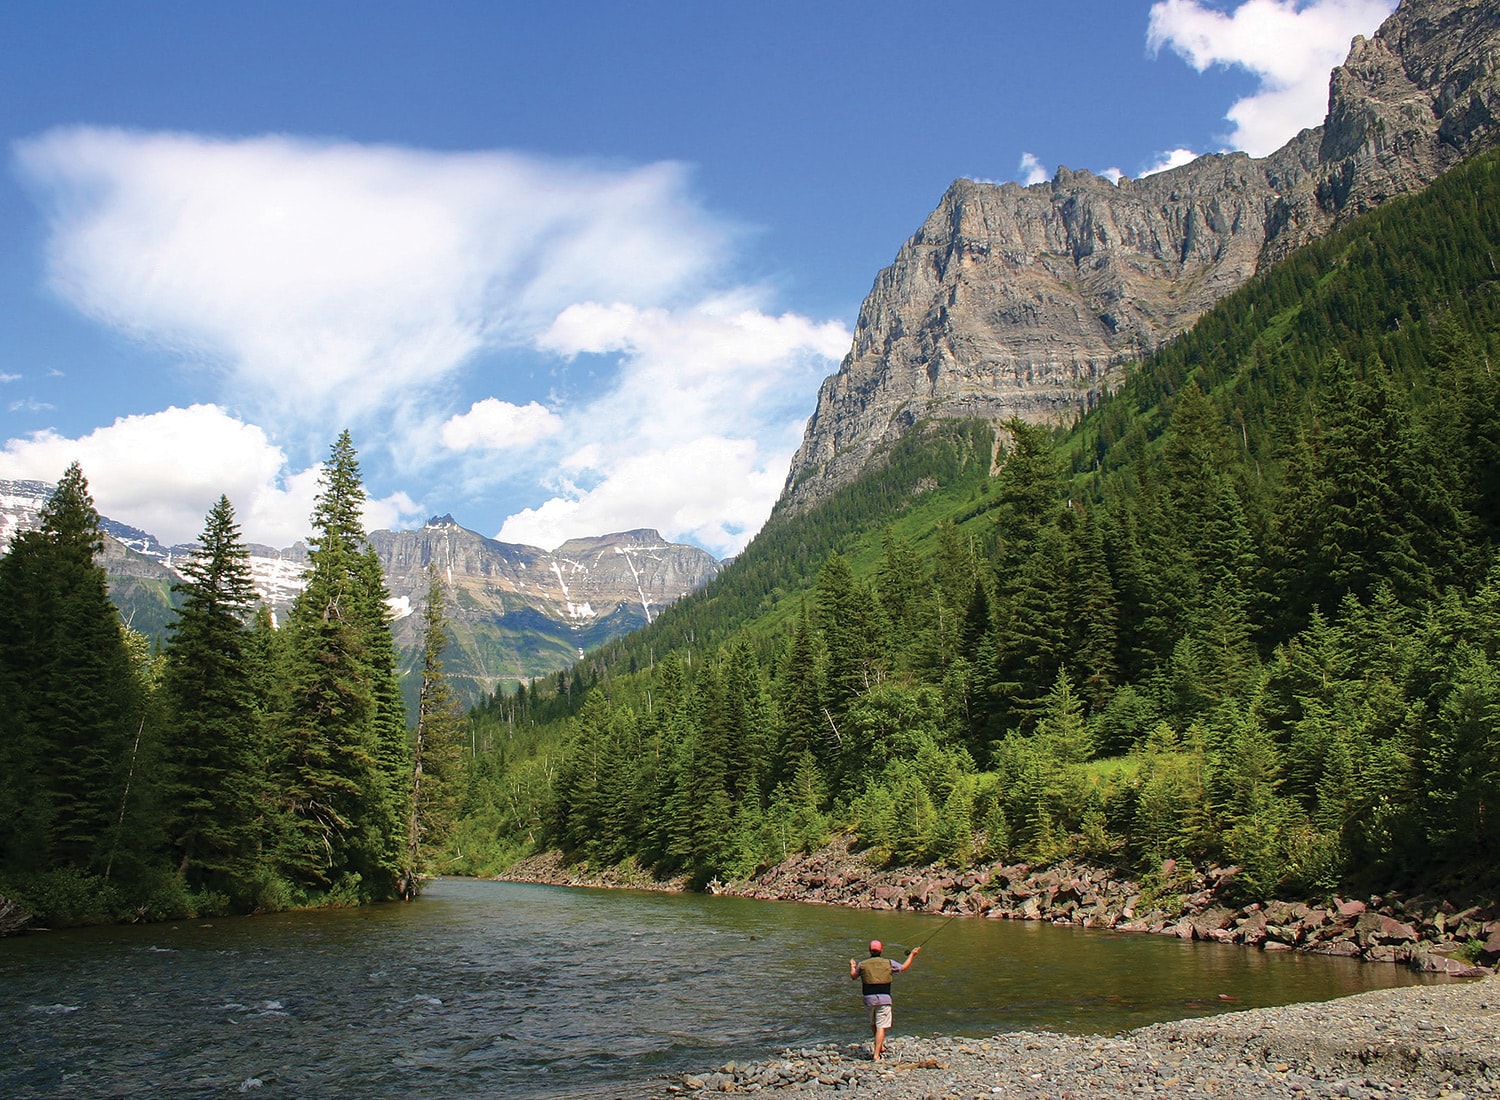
left=0, top=877, right=1445, bottom=1098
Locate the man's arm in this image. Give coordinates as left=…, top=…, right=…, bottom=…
left=898, top=946, right=920, bottom=970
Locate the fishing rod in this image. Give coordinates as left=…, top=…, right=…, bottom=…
left=888, top=911, right=962, bottom=957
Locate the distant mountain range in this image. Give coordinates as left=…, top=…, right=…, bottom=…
left=0, top=479, right=720, bottom=705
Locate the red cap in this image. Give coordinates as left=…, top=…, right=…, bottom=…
left=869, top=939, right=882, bottom=953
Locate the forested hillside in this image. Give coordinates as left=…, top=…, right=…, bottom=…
left=0, top=435, right=465, bottom=926
left=454, top=148, right=1500, bottom=902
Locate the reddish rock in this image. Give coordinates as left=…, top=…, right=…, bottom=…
left=1184, top=907, right=1237, bottom=939
left=1309, top=939, right=1362, bottom=957
left=1264, top=924, right=1298, bottom=946
left=1336, top=898, right=1368, bottom=919
left=1411, top=952, right=1492, bottom=977
left=1355, top=911, right=1418, bottom=946
left=1236, top=912, right=1268, bottom=946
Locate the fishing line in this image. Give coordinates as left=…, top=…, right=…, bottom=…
left=911, top=911, right=961, bottom=951
left=884, top=911, right=962, bottom=957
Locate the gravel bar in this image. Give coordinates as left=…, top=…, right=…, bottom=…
left=662, top=974, right=1500, bottom=1099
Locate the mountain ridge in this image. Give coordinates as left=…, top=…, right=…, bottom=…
left=781, top=0, right=1500, bottom=512
left=0, top=479, right=720, bottom=703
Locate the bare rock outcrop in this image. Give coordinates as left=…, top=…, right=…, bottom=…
left=782, top=0, right=1500, bottom=512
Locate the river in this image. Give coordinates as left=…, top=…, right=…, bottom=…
left=0, top=877, right=1443, bottom=1099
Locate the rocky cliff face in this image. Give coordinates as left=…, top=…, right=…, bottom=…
left=0, top=482, right=719, bottom=703
left=782, top=0, right=1500, bottom=512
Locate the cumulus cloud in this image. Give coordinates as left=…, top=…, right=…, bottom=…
left=500, top=436, right=786, bottom=555
left=1141, top=147, right=1203, bottom=176
left=1148, top=0, right=1397, bottom=156
left=11, top=127, right=851, bottom=557
left=440, top=398, right=564, bottom=452
left=0, top=403, right=422, bottom=546
left=13, top=128, right=733, bottom=432
left=498, top=299, right=851, bottom=555
left=1018, top=152, right=1050, bottom=186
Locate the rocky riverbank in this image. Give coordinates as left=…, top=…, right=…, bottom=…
left=662, top=974, right=1500, bottom=1099
left=503, top=838, right=1499, bottom=977
left=712, top=838, right=1499, bottom=978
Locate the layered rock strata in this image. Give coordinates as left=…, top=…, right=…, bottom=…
left=782, top=0, right=1500, bottom=511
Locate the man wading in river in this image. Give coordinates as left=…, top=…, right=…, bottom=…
left=850, top=940, right=919, bottom=1060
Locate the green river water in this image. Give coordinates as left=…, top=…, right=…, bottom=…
left=0, top=877, right=1444, bottom=1099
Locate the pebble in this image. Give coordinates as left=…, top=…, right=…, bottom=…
left=653, top=975, right=1500, bottom=1100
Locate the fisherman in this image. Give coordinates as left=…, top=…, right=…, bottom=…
left=849, top=939, right=919, bottom=1061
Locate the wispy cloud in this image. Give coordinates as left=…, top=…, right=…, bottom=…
left=1018, top=152, right=1050, bottom=186
left=0, top=403, right=421, bottom=546
left=1147, top=0, right=1397, bottom=156
left=495, top=298, right=850, bottom=554
left=1141, top=147, right=1203, bottom=176
left=13, top=128, right=734, bottom=432
left=8, top=398, right=54, bottom=413
left=12, top=128, right=850, bottom=555
left=0, top=372, right=20, bottom=384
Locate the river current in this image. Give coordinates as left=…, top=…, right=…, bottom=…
left=0, top=877, right=1440, bottom=1098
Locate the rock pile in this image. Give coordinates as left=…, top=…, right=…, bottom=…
left=718, top=838, right=1497, bottom=976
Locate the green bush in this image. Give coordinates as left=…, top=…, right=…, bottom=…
left=1, top=868, right=124, bottom=926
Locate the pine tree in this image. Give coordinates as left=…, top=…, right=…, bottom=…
left=815, top=552, right=884, bottom=714
left=991, top=418, right=1062, bottom=573
left=159, top=495, right=263, bottom=895
left=275, top=432, right=406, bottom=900
left=0, top=463, right=143, bottom=873
left=399, top=567, right=466, bottom=898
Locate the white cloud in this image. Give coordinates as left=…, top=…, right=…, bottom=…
left=440, top=398, right=563, bottom=452
left=13, top=128, right=734, bottom=433
left=1141, top=147, right=1203, bottom=176
left=11, top=127, right=851, bottom=557
left=500, top=299, right=851, bottom=556
left=499, top=436, right=785, bottom=556
left=0, top=404, right=421, bottom=547
left=1099, top=167, right=1125, bottom=185
left=0, top=373, right=19, bottom=383
left=1147, top=0, right=1397, bottom=156
left=1018, top=152, right=1050, bottom=186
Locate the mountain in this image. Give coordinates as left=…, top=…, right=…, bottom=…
left=781, top=0, right=1500, bottom=512
left=372, top=518, right=720, bottom=699
left=0, top=482, right=720, bottom=704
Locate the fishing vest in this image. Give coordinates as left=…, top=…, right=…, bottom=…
left=857, top=956, right=893, bottom=996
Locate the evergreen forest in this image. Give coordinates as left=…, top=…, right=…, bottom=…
left=4, top=150, right=1499, bottom=928
left=0, top=433, right=465, bottom=925
left=452, top=148, right=1500, bottom=904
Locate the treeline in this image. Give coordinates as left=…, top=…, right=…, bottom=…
left=456, top=149, right=1500, bottom=900
left=0, top=433, right=465, bottom=925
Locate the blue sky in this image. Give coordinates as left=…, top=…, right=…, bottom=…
left=0, top=0, right=1396, bottom=556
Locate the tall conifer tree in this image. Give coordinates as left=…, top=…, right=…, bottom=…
left=160, top=496, right=263, bottom=893
left=399, top=567, right=466, bottom=897
left=277, top=432, right=406, bottom=900
left=0, top=463, right=142, bottom=873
